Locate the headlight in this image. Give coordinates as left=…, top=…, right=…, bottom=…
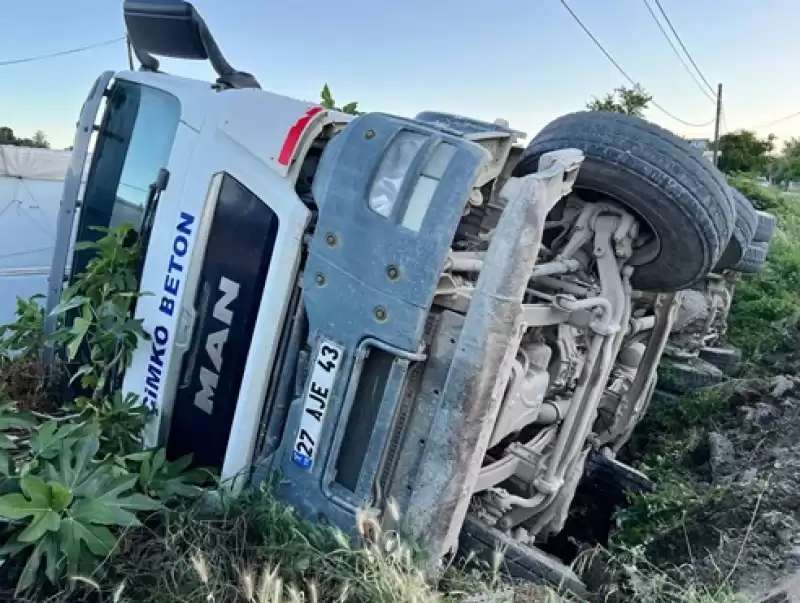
left=368, top=131, right=427, bottom=218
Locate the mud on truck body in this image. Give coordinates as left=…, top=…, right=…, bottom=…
left=43, top=0, right=745, bottom=594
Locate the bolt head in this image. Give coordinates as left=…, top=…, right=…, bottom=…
left=374, top=306, right=388, bottom=322
left=315, top=273, right=326, bottom=286
left=386, top=265, right=400, bottom=281
left=365, top=129, right=376, bottom=139
left=325, top=232, right=338, bottom=246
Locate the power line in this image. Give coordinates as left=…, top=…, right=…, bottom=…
left=746, top=111, right=800, bottom=131
left=642, top=0, right=716, bottom=103
left=0, top=36, right=125, bottom=67
left=558, top=0, right=715, bottom=128
left=651, top=0, right=716, bottom=97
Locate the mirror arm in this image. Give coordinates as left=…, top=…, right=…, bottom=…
left=133, top=45, right=160, bottom=72
left=194, top=13, right=261, bottom=89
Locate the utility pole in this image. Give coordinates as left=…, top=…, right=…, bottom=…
left=712, top=83, right=723, bottom=167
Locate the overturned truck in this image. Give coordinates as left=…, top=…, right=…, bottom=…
left=44, top=0, right=755, bottom=594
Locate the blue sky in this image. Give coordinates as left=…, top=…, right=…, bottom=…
left=2, top=0, right=799, bottom=150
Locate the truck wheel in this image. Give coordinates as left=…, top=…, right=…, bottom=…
left=734, top=241, right=769, bottom=274
left=699, top=346, right=742, bottom=375
left=715, top=189, right=757, bottom=270
left=753, top=210, right=776, bottom=244
left=459, top=516, right=589, bottom=599
left=514, top=112, right=735, bottom=291
left=657, top=358, right=726, bottom=395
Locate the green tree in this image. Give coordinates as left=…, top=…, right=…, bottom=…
left=715, top=130, right=775, bottom=175
left=0, top=127, right=50, bottom=149
left=586, top=84, right=652, bottom=118
left=772, top=137, right=800, bottom=188
left=32, top=131, right=49, bottom=149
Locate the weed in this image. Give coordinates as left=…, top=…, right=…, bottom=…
left=0, top=295, right=46, bottom=362
left=727, top=181, right=800, bottom=367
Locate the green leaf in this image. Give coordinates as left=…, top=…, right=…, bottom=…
left=16, top=536, right=49, bottom=592
left=49, top=482, right=73, bottom=511
left=122, top=450, right=153, bottom=462
left=113, top=492, right=161, bottom=512
left=67, top=317, right=91, bottom=360
left=59, top=517, right=118, bottom=566
left=53, top=435, right=100, bottom=494
left=0, top=475, right=52, bottom=519
left=341, top=101, right=359, bottom=115
left=0, top=493, right=43, bottom=519
left=167, top=453, right=194, bottom=476
left=69, top=364, right=94, bottom=386
left=70, top=499, right=140, bottom=528
left=140, top=454, right=152, bottom=484
left=0, top=451, right=10, bottom=477
left=48, top=296, right=86, bottom=317
left=21, top=475, right=50, bottom=503
left=42, top=533, right=60, bottom=583
left=321, top=83, right=335, bottom=108
left=0, top=534, right=31, bottom=557
left=71, top=475, right=160, bottom=527
left=31, top=421, right=85, bottom=461
left=0, top=410, right=36, bottom=431
left=151, top=448, right=166, bottom=475
left=18, top=510, right=61, bottom=542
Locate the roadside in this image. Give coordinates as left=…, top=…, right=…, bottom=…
left=0, top=173, right=798, bottom=602
left=599, top=177, right=800, bottom=602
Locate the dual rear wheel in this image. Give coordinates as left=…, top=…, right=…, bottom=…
left=514, top=111, right=741, bottom=291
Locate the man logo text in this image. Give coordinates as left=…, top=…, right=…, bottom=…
left=194, top=276, right=240, bottom=414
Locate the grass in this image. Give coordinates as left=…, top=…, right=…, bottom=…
left=3, top=476, right=549, bottom=603
left=726, top=175, right=800, bottom=366
left=614, top=385, right=736, bottom=550
left=605, top=177, right=800, bottom=600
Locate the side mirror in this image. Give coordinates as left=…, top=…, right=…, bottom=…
left=123, top=0, right=260, bottom=89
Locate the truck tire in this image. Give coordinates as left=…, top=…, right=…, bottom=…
left=715, top=189, right=758, bottom=270
left=657, top=358, right=726, bottom=395
left=754, top=210, right=776, bottom=244
left=514, top=111, right=735, bottom=291
left=734, top=241, right=769, bottom=274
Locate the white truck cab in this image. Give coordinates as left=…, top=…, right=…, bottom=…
left=49, top=65, right=356, bottom=488
left=46, top=1, right=509, bottom=509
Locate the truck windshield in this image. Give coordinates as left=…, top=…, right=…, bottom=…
left=70, top=79, right=180, bottom=279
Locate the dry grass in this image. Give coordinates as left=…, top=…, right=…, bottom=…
left=12, top=486, right=549, bottom=603
left=0, top=356, right=56, bottom=414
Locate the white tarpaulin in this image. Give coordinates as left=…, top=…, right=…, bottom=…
left=0, top=145, right=75, bottom=326
left=0, top=144, right=71, bottom=182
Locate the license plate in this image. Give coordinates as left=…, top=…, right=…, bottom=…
left=292, top=339, right=344, bottom=470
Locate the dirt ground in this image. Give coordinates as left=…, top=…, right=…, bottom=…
left=638, top=375, right=800, bottom=601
